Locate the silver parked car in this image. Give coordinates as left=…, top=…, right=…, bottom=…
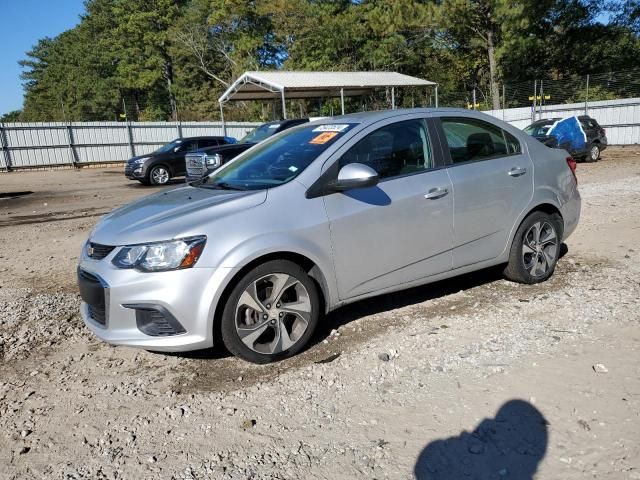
left=78, top=109, right=580, bottom=363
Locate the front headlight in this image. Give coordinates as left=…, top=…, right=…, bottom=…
left=205, top=153, right=222, bottom=167
left=132, top=157, right=150, bottom=165
left=112, top=236, right=206, bottom=272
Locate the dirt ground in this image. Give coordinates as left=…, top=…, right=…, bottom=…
left=0, top=147, right=639, bottom=479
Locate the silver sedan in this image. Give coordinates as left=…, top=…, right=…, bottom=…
left=78, top=108, right=580, bottom=363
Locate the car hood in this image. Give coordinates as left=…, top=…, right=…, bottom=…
left=90, top=185, right=267, bottom=246
left=128, top=153, right=157, bottom=163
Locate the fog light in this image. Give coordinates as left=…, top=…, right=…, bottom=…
left=123, top=304, right=186, bottom=336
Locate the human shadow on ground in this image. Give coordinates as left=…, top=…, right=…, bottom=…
left=414, top=400, right=548, bottom=480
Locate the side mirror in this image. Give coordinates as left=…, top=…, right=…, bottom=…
left=173, top=146, right=182, bottom=153
left=331, top=163, right=379, bottom=192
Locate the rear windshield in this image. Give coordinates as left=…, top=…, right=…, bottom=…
left=198, top=124, right=356, bottom=191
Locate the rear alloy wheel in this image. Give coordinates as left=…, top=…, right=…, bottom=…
left=588, top=144, right=600, bottom=162
left=220, top=260, right=320, bottom=363
left=149, top=165, right=170, bottom=185
left=504, top=212, right=562, bottom=284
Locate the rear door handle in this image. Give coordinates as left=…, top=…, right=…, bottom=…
left=424, top=187, right=449, bottom=200
left=508, top=167, right=527, bottom=177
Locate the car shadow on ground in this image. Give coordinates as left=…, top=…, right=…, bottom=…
left=167, top=243, right=569, bottom=361
left=318, top=242, right=568, bottom=341
left=414, top=399, right=548, bottom=479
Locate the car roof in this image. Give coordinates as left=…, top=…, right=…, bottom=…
left=263, top=119, right=308, bottom=126
left=176, top=136, right=227, bottom=141
left=530, top=118, right=561, bottom=124
left=308, top=107, right=504, bottom=126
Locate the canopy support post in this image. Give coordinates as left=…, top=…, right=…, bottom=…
left=281, top=89, right=287, bottom=119
left=220, top=103, right=227, bottom=137
left=340, top=88, right=345, bottom=115
left=435, top=85, right=438, bottom=108
left=391, top=87, right=395, bottom=109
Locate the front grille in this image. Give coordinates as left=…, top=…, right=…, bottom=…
left=88, top=242, right=115, bottom=260
left=186, top=154, right=205, bottom=177
left=124, top=164, right=133, bottom=175
left=77, top=269, right=107, bottom=327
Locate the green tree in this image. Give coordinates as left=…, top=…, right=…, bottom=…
left=0, top=110, right=22, bottom=122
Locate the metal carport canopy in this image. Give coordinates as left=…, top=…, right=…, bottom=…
left=218, top=71, right=438, bottom=119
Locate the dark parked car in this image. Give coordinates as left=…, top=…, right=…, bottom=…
left=185, top=119, right=309, bottom=182
left=524, top=115, right=607, bottom=162
left=125, top=136, right=236, bottom=185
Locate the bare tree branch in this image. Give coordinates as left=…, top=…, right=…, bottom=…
left=174, top=25, right=232, bottom=87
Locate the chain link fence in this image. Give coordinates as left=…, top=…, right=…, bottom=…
left=447, top=68, right=640, bottom=117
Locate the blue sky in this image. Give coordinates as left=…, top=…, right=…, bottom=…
left=0, top=0, right=85, bottom=115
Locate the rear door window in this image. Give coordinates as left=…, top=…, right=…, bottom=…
left=440, top=118, right=519, bottom=163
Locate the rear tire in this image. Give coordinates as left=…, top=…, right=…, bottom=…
left=587, top=144, right=600, bottom=162
left=220, top=260, right=320, bottom=364
left=504, top=211, right=563, bottom=284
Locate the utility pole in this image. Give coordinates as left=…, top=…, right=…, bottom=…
left=532, top=80, right=537, bottom=123
left=585, top=74, right=590, bottom=116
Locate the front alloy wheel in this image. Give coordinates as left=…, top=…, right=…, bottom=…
left=588, top=144, right=600, bottom=162
left=221, top=260, right=320, bottom=363
left=149, top=165, right=170, bottom=185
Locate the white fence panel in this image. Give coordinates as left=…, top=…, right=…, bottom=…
left=0, top=121, right=261, bottom=170
left=485, top=97, right=640, bottom=144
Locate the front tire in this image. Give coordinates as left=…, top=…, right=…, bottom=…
left=148, top=165, right=171, bottom=185
left=504, top=212, right=562, bottom=284
left=220, top=260, right=320, bottom=363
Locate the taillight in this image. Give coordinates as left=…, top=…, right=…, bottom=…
left=566, top=157, right=577, bottom=184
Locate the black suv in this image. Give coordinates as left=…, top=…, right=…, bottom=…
left=524, top=115, right=607, bottom=162
left=125, top=136, right=235, bottom=185
left=185, top=119, right=309, bottom=182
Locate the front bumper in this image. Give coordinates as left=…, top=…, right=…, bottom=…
left=78, top=253, right=235, bottom=352
left=124, top=163, right=147, bottom=180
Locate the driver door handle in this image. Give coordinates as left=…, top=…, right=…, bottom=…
left=424, top=187, right=449, bottom=200
left=508, top=167, right=527, bottom=177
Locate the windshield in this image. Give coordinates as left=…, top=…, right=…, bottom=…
left=239, top=123, right=283, bottom=144
left=198, top=123, right=356, bottom=191
left=524, top=122, right=554, bottom=137
left=154, top=139, right=183, bottom=153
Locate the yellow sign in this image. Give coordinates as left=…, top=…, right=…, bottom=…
left=528, top=95, right=551, bottom=101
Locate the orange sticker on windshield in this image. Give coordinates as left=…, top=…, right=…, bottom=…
left=309, top=132, right=338, bottom=144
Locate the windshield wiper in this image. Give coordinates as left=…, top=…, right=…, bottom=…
left=205, top=181, right=246, bottom=191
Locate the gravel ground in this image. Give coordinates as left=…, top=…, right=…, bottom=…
left=1, top=147, right=639, bottom=479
